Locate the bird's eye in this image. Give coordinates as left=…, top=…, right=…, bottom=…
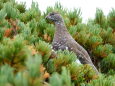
left=51, top=13, right=55, bottom=16
left=51, top=13, right=54, bottom=16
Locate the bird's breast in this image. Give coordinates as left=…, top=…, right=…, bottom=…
left=52, top=40, right=68, bottom=51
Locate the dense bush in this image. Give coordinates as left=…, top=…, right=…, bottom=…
left=0, top=0, right=115, bottom=86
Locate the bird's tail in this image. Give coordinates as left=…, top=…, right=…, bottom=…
left=77, top=54, right=99, bottom=74
left=89, top=63, right=99, bottom=74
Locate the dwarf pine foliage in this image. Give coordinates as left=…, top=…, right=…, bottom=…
left=0, top=0, right=115, bottom=86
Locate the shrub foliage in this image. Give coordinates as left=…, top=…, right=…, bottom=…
left=0, top=0, right=115, bottom=86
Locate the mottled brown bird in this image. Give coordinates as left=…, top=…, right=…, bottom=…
left=45, top=12, right=99, bottom=74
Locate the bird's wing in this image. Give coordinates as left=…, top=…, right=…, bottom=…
left=66, top=37, right=93, bottom=64
left=67, top=39, right=99, bottom=74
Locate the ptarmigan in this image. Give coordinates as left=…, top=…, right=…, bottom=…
left=45, top=12, right=99, bottom=74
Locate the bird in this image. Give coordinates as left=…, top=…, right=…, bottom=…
left=45, top=12, right=99, bottom=74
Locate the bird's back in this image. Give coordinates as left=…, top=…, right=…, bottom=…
left=66, top=35, right=93, bottom=64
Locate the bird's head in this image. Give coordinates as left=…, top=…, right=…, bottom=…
left=45, top=12, right=63, bottom=24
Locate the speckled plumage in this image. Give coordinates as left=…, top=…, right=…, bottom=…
left=46, top=12, right=99, bottom=74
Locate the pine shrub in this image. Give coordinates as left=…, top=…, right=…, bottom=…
left=0, top=0, right=114, bottom=86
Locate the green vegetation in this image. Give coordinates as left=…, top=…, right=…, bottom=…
left=0, top=0, right=115, bottom=86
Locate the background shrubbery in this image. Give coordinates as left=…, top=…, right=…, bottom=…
left=0, top=0, right=115, bottom=86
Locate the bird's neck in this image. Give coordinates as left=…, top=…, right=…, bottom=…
left=54, top=21, right=68, bottom=34
left=53, top=21, right=70, bottom=43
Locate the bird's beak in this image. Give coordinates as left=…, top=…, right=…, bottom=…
left=45, top=15, right=54, bottom=24
left=45, top=15, right=51, bottom=20
left=45, top=15, right=48, bottom=20
left=45, top=15, right=51, bottom=22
